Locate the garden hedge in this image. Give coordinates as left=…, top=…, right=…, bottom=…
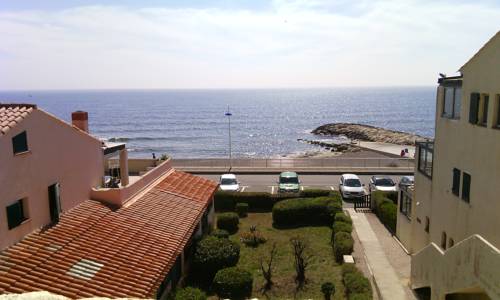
left=341, top=263, right=373, bottom=299
left=272, top=195, right=342, bottom=227
left=210, top=229, right=229, bottom=239
left=216, top=212, right=239, bottom=233
left=172, top=287, right=207, bottom=300
left=372, top=191, right=397, bottom=233
left=192, top=236, right=240, bottom=280
left=235, top=203, right=249, bottom=217
left=334, top=212, right=352, bottom=225
left=214, top=190, right=338, bottom=212
left=332, top=221, right=353, bottom=235
left=213, top=267, right=253, bottom=300
left=333, top=232, right=354, bottom=262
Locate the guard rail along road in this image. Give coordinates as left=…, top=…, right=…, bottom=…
left=171, top=157, right=414, bottom=174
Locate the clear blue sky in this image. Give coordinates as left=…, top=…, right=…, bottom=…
left=1, top=0, right=499, bottom=89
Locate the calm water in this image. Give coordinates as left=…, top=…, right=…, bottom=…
left=0, top=88, right=435, bottom=158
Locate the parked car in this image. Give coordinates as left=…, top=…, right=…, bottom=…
left=339, top=174, right=365, bottom=199
left=278, top=171, right=300, bottom=193
left=368, top=175, right=397, bottom=193
left=398, top=175, right=415, bottom=189
left=219, top=174, right=240, bottom=192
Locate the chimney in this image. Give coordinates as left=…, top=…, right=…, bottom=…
left=72, top=111, right=89, bottom=133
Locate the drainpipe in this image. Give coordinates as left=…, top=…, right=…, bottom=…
left=119, top=149, right=129, bottom=186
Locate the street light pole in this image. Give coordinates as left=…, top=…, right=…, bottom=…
left=225, top=106, right=232, bottom=170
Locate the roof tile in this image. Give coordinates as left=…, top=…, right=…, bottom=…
left=0, top=104, right=36, bottom=136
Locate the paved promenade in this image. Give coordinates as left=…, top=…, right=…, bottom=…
left=347, top=208, right=415, bottom=300
left=357, top=142, right=416, bottom=158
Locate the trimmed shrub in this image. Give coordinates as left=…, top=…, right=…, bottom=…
left=334, top=212, right=352, bottom=225
left=192, top=236, right=240, bottom=280
left=272, top=195, right=342, bottom=227
left=332, top=221, right=353, bottom=235
left=240, top=226, right=266, bottom=247
left=344, top=272, right=372, bottom=296
left=333, top=232, right=354, bottom=262
left=211, top=229, right=229, bottom=239
left=173, top=287, right=206, bottom=300
left=300, top=189, right=331, bottom=198
left=213, top=267, right=253, bottom=300
left=341, top=263, right=373, bottom=299
left=372, top=191, right=397, bottom=233
left=349, top=293, right=372, bottom=300
left=321, top=281, right=336, bottom=300
left=235, top=203, right=249, bottom=217
left=217, top=212, right=239, bottom=233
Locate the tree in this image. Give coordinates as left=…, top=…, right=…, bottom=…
left=260, top=242, right=277, bottom=291
left=290, top=236, right=313, bottom=288
left=321, top=282, right=336, bottom=300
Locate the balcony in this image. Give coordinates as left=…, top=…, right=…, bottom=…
left=91, top=158, right=173, bottom=207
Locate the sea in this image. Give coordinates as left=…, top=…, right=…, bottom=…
left=0, top=87, right=436, bottom=158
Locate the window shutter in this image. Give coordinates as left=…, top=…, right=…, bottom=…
left=469, top=93, right=480, bottom=124
left=462, top=172, right=471, bottom=202
left=6, top=201, right=24, bottom=229
left=452, top=168, right=460, bottom=196
left=12, top=131, right=28, bottom=154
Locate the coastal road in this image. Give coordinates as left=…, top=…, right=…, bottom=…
left=194, top=174, right=405, bottom=194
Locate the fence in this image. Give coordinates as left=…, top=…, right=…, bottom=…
left=171, top=158, right=414, bottom=169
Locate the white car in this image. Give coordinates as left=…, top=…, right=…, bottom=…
left=369, top=176, right=397, bottom=193
left=219, top=174, right=240, bottom=192
left=339, top=174, right=365, bottom=199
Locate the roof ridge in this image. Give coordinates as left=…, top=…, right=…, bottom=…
left=0, top=103, right=37, bottom=109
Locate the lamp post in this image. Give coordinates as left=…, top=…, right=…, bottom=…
left=225, top=106, right=232, bottom=170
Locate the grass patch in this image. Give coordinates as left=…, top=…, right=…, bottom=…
left=216, top=212, right=347, bottom=299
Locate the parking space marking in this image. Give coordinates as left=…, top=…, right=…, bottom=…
left=240, top=186, right=248, bottom=192
left=300, top=186, right=305, bottom=191
left=271, top=186, right=275, bottom=194
left=330, top=186, right=335, bottom=191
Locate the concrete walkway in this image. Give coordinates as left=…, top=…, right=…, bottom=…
left=347, top=208, right=412, bottom=300
left=357, top=142, right=415, bottom=158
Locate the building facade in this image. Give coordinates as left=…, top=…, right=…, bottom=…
left=395, top=32, right=500, bottom=299
left=0, top=105, right=105, bottom=250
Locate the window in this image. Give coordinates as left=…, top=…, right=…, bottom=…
left=12, top=131, right=28, bottom=154
left=479, top=94, right=489, bottom=126
left=6, top=199, right=28, bottom=229
left=462, top=172, right=471, bottom=202
left=399, top=189, right=412, bottom=219
left=441, top=232, right=447, bottom=250
left=425, top=217, right=430, bottom=233
left=469, top=93, right=480, bottom=124
left=417, top=141, right=433, bottom=178
left=452, top=168, right=461, bottom=196
left=442, top=87, right=462, bottom=119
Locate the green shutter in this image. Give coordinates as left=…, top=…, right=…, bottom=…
left=462, top=172, right=471, bottom=202
left=469, top=93, right=480, bottom=124
left=12, top=131, right=28, bottom=154
left=452, top=168, right=461, bottom=196
left=6, top=201, right=24, bottom=229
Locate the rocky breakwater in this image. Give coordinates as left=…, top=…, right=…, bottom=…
left=312, top=123, right=426, bottom=145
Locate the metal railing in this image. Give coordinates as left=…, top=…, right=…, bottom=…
left=171, top=158, right=414, bottom=169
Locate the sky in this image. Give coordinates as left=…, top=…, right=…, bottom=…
left=0, top=0, right=499, bottom=90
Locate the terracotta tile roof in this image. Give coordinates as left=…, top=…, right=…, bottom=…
left=0, top=104, right=37, bottom=135
left=0, top=170, right=218, bottom=298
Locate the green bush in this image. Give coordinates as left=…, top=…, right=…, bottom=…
left=333, top=232, right=354, bottom=262
left=371, top=191, right=397, bottom=233
left=341, top=263, right=372, bottom=299
left=211, top=229, right=229, bottom=239
left=332, top=221, right=353, bottom=235
left=215, top=190, right=341, bottom=212
left=235, top=203, right=249, bottom=217
left=192, top=236, right=240, bottom=280
left=321, top=281, right=336, bottom=300
left=213, top=267, right=253, bottom=300
left=172, top=287, right=207, bottom=300
left=272, top=195, right=342, bottom=227
left=334, top=212, right=352, bottom=225
left=344, top=272, right=372, bottom=296
left=217, top=212, right=239, bottom=233
left=349, top=293, right=372, bottom=300
left=300, top=189, right=331, bottom=198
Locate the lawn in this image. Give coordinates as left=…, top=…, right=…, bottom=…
left=216, top=212, right=346, bottom=300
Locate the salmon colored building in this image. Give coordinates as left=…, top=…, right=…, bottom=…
left=0, top=103, right=218, bottom=298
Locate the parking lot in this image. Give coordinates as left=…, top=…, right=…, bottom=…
left=195, top=174, right=408, bottom=194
